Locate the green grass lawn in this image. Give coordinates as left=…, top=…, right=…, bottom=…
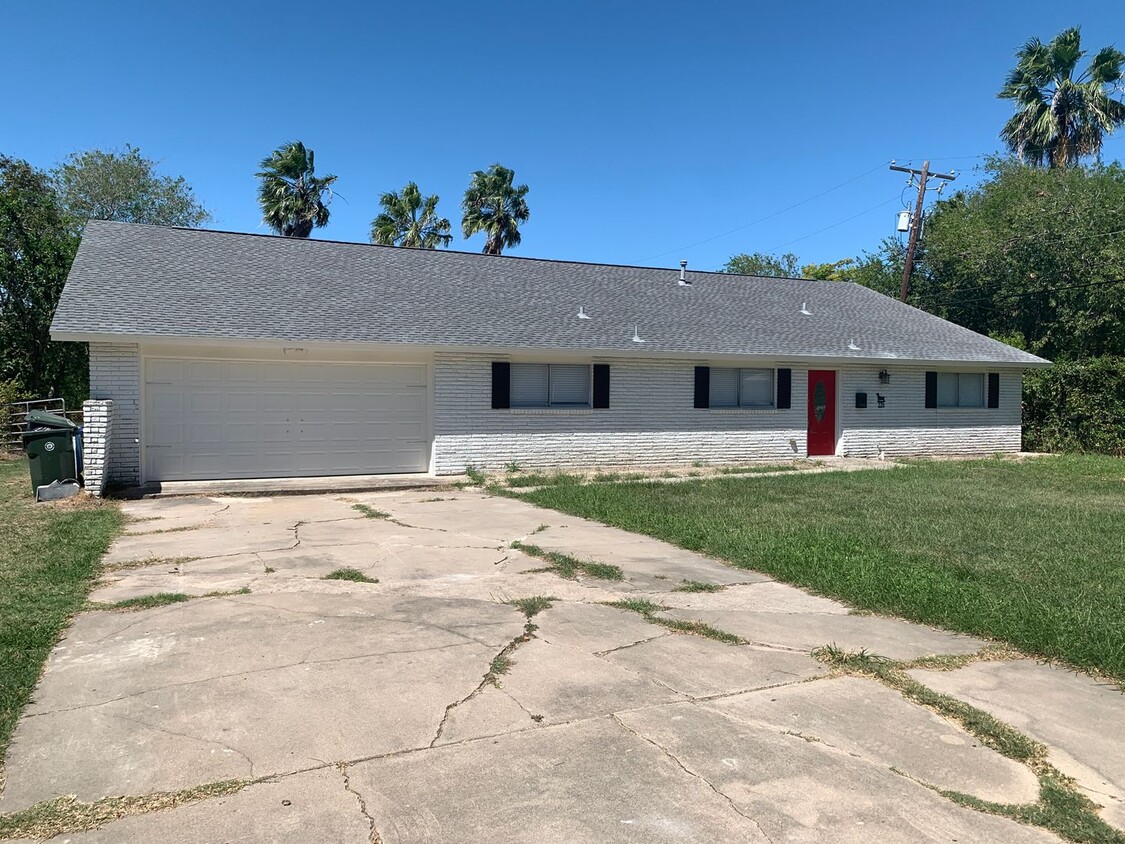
left=515, top=455, right=1125, bottom=681
left=0, top=457, right=123, bottom=767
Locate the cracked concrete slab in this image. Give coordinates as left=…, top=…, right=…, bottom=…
left=0, top=640, right=502, bottom=811
left=1, top=489, right=1102, bottom=841
left=362, top=493, right=564, bottom=543
left=659, top=608, right=987, bottom=660
left=103, top=522, right=298, bottom=565
left=533, top=601, right=672, bottom=654
left=707, top=675, right=1040, bottom=804
left=432, top=686, right=540, bottom=745
left=498, top=639, right=687, bottom=723
left=602, top=636, right=828, bottom=698
left=653, top=580, right=852, bottom=614
left=616, top=703, right=1061, bottom=843
left=349, top=716, right=772, bottom=843
left=530, top=522, right=769, bottom=588
left=23, top=767, right=372, bottom=843
left=911, top=660, right=1125, bottom=830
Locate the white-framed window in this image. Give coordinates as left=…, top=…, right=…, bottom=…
left=511, top=363, right=591, bottom=408
left=709, top=367, right=775, bottom=408
left=937, top=372, right=984, bottom=408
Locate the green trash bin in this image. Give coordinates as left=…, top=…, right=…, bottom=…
left=22, top=410, right=79, bottom=495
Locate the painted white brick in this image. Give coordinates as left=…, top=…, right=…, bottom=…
left=89, top=343, right=141, bottom=485
left=837, top=366, right=1022, bottom=457
left=432, top=354, right=1025, bottom=475
left=80, top=399, right=113, bottom=496
left=433, top=353, right=808, bottom=474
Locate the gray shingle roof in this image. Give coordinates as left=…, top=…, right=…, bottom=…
left=51, top=221, right=1048, bottom=367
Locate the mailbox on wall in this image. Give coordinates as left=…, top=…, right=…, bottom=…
left=855, top=392, right=868, bottom=409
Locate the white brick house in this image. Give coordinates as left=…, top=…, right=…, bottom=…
left=52, top=222, right=1048, bottom=488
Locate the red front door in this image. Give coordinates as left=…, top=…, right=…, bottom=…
left=807, top=370, right=837, bottom=456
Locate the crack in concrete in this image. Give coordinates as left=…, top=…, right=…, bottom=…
left=429, top=623, right=537, bottom=747
left=26, top=641, right=480, bottom=719
left=339, top=763, right=382, bottom=844
left=591, top=632, right=673, bottom=656
left=109, top=712, right=257, bottom=779
left=610, top=713, right=775, bottom=843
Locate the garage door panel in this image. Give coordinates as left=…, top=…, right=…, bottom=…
left=145, top=358, right=429, bottom=481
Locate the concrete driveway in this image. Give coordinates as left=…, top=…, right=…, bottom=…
left=1, top=489, right=1121, bottom=842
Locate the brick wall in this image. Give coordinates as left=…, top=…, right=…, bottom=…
left=80, top=399, right=113, bottom=496
left=432, top=353, right=1024, bottom=474
left=88, top=343, right=141, bottom=485
left=837, top=366, right=1023, bottom=457
left=432, top=353, right=808, bottom=474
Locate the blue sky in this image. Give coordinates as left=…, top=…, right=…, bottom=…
left=4, top=1, right=1123, bottom=270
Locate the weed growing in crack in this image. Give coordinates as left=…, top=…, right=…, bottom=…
left=464, top=465, right=487, bottom=485
left=323, top=568, right=379, bottom=584
left=352, top=503, right=390, bottom=519
left=108, top=592, right=192, bottom=610
left=507, top=596, right=557, bottom=618
left=604, top=599, right=746, bottom=644
left=673, top=580, right=722, bottom=593
left=0, top=779, right=248, bottom=840
left=263, top=566, right=276, bottom=574
left=510, top=541, right=623, bottom=581
left=202, top=587, right=251, bottom=598
left=811, top=644, right=1125, bottom=843
left=490, top=654, right=513, bottom=675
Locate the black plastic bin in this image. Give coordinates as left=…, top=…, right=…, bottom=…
left=22, top=410, right=79, bottom=495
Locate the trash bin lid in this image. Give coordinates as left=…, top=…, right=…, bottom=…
left=26, top=409, right=77, bottom=429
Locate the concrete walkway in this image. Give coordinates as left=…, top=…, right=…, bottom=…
left=0, top=489, right=1120, bottom=841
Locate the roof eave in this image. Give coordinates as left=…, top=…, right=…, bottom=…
left=50, top=330, right=1051, bottom=369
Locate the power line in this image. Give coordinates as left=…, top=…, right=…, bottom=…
left=759, top=195, right=902, bottom=254
left=924, top=277, right=1125, bottom=309
left=637, top=161, right=890, bottom=262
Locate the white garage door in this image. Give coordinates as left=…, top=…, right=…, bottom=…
left=145, top=358, right=429, bottom=481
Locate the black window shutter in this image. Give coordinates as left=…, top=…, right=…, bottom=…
left=592, top=364, right=610, bottom=409
left=987, top=373, right=1000, bottom=408
left=776, top=368, right=792, bottom=409
left=491, top=362, right=510, bottom=409
left=694, top=366, right=710, bottom=409
left=924, top=371, right=938, bottom=408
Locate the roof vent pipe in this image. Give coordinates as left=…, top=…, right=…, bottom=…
left=678, top=260, right=691, bottom=286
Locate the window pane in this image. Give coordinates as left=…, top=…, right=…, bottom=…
left=958, top=373, right=984, bottom=407
left=739, top=369, right=774, bottom=407
left=937, top=372, right=958, bottom=407
left=511, top=364, right=549, bottom=407
left=549, top=364, right=590, bottom=406
left=709, top=368, right=738, bottom=407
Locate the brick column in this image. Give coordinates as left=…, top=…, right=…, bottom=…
left=81, top=400, right=113, bottom=496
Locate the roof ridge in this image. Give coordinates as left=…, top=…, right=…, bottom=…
left=80, top=220, right=846, bottom=287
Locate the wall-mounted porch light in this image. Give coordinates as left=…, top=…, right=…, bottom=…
left=878, top=369, right=891, bottom=384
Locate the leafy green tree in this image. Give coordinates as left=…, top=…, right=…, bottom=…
left=370, top=182, right=452, bottom=249
left=801, top=258, right=858, bottom=281
left=52, top=145, right=211, bottom=228
left=722, top=252, right=801, bottom=277
left=461, top=164, right=530, bottom=255
left=999, top=27, right=1125, bottom=167
left=257, top=141, right=337, bottom=238
left=0, top=157, right=85, bottom=407
left=914, top=159, right=1125, bottom=360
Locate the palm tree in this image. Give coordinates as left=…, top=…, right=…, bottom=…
left=999, top=28, right=1125, bottom=168
left=370, top=182, right=452, bottom=249
left=256, top=141, right=337, bottom=237
left=461, top=163, right=530, bottom=255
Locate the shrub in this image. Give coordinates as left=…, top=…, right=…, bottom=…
left=1023, top=357, right=1125, bottom=455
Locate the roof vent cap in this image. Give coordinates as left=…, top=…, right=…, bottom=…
left=800, top=302, right=812, bottom=315
left=632, top=325, right=645, bottom=343
left=847, top=339, right=861, bottom=351
left=678, top=260, right=691, bottom=286
left=577, top=306, right=591, bottom=320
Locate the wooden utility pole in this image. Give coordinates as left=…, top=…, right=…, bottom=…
left=890, top=160, right=956, bottom=302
